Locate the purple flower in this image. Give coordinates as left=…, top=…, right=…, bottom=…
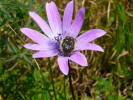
left=20, top=1, right=106, bottom=75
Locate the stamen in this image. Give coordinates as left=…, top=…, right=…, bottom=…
left=54, top=34, right=62, bottom=41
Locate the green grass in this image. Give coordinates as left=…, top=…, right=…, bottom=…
left=0, top=0, right=133, bottom=100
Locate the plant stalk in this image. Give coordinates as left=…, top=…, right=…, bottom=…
left=68, top=61, right=75, bottom=100
left=48, top=58, right=57, bottom=100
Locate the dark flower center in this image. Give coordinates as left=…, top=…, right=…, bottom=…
left=60, top=36, right=75, bottom=56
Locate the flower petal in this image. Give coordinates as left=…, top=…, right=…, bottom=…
left=76, top=42, right=104, bottom=52
left=63, top=0, right=73, bottom=32
left=46, top=1, right=62, bottom=36
left=24, top=43, right=55, bottom=51
left=32, top=49, right=58, bottom=58
left=69, top=52, right=88, bottom=66
left=20, top=28, right=49, bottom=44
left=29, top=12, right=53, bottom=38
left=58, top=56, right=69, bottom=75
left=70, top=7, right=85, bottom=37
left=77, top=29, right=106, bottom=43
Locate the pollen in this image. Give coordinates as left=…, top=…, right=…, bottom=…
left=60, top=36, right=75, bottom=56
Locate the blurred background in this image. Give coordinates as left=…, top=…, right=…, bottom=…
left=0, top=0, right=133, bottom=100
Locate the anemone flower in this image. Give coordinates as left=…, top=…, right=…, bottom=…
left=20, top=0, right=106, bottom=75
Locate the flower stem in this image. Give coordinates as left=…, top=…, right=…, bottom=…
left=48, top=58, right=57, bottom=100
left=34, top=59, right=51, bottom=100
left=64, top=76, right=67, bottom=100
left=68, top=61, right=75, bottom=100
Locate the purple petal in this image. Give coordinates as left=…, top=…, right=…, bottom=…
left=70, top=7, right=85, bottom=37
left=24, top=43, right=55, bottom=51
left=46, top=1, right=62, bottom=36
left=69, top=52, right=88, bottom=66
left=57, top=56, right=69, bottom=75
left=29, top=12, right=53, bottom=38
left=20, top=28, right=49, bottom=44
left=33, top=49, right=58, bottom=58
left=76, top=42, right=104, bottom=52
left=63, top=1, right=73, bottom=32
left=77, top=29, right=106, bottom=43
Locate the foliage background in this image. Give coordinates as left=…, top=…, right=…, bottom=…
left=0, top=0, right=133, bottom=100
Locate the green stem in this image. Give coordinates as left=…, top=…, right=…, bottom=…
left=34, top=59, right=51, bottom=100
left=40, top=70, right=52, bottom=100
left=48, top=58, right=57, bottom=100
left=68, top=61, right=75, bottom=100
left=64, top=76, right=67, bottom=100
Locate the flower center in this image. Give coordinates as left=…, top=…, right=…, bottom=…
left=60, top=36, right=75, bottom=56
